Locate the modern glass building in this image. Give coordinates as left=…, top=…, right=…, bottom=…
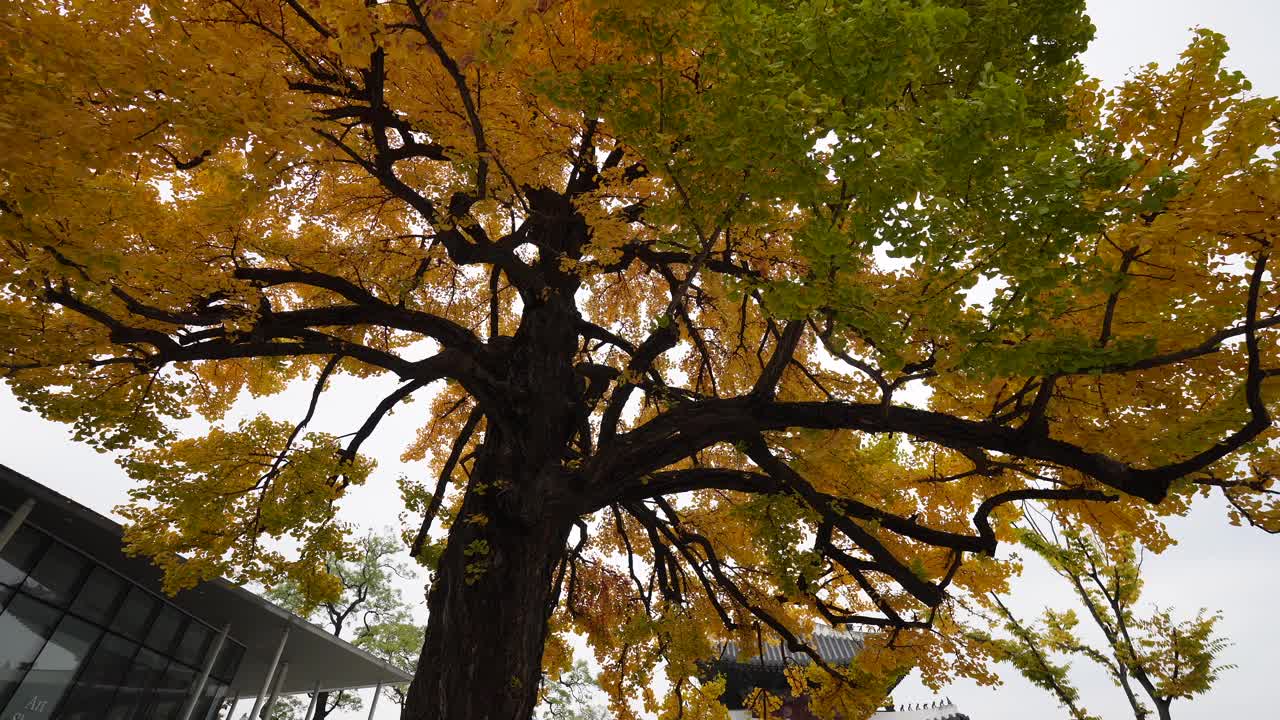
left=0, top=464, right=412, bottom=720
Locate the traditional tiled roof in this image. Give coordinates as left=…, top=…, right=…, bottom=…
left=873, top=700, right=969, bottom=720
left=707, top=627, right=974, bottom=719
left=713, top=627, right=868, bottom=669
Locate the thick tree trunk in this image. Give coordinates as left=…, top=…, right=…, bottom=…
left=402, top=247, right=586, bottom=720
left=402, top=482, right=570, bottom=720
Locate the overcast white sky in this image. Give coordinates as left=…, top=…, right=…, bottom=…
left=2, top=2, right=1279, bottom=719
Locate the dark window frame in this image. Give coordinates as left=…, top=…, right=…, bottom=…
left=0, top=513, right=247, bottom=719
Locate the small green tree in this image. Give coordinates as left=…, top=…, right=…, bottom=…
left=979, top=591, right=1097, bottom=720
left=539, top=660, right=609, bottom=720
left=980, top=520, right=1233, bottom=720
left=263, top=530, right=424, bottom=719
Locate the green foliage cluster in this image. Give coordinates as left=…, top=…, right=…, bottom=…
left=979, top=522, right=1234, bottom=720
left=264, top=532, right=423, bottom=719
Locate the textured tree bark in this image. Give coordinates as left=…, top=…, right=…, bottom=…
left=402, top=285, right=583, bottom=720
left=401, top=472, right=572, bottom=720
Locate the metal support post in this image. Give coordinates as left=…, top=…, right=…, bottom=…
left=366, top=681, right=382, bottom=720
left=248, top=623, right=290, bottom=720
left=179, top=622, right=231, bottom=720
left=262, top=662, right=289, bottom=719
left=302, top=680, right=322, bottom=720
left=222, top=696, right=239, bottom=720
left=201, top=686, right=228, bottom=720
left=0, top=498, right=35, bottom=552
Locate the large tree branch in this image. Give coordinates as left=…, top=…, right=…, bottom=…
left=598, top=379, right=1272, bottom=505
left=744, top=440, right=948, bottom=606
left=1067, top=313, right=1280, bottom=377
left=751, top=320, right=803, bottom=399
left=597, top=322, right=680, bottom=447
left=595, top=187, right=749, bottom=443
left=601, top=243, right=763, bottom=280
left=625, top=500, right=859, bottom=682
left=1135, top=250, right=1271, bottom=485
left=45, top=285, right=180, bottom=353
left=282, top=0, right=334, bottom=38
left=175, top=332, right=422, bottom=376
left=237, top=267, right=487, bottom=348
left=576, top=318, right=638, bottom=356
left=594, top=438, right=1116, bottom=620
left=745, top=440, right=992, bottom=556
left=49, top=283, right=496, bottom=385
left=114, top=266, right=486, bottom=356
left=596, top=468, right=782, bottom=508
left=338, top=373, right=441, bottom=470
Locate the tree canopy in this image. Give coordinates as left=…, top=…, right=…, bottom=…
left=1, top=1, right=1277, bottom=719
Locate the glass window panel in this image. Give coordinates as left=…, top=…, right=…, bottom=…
left=196, top=680, right=226, bottom=720
left=109, top=647, right=166, bottom=720
left=105, top=702, right=135, bottom=720
left=22, top=543, right=89, bottom=608
left=55, top=633, right=138, bottom=720
left=69, top=566, right=127, bottom=625
left=111, top=586, right=157, bottom=641
left=0, top=613, right=99, bottom=720
left=0, top=592, right=62, bottom=707
left=142, top=661, right=193, bottom=720
left=211, top=641, right=244, bottom=683
left=0, top=525, right=48, bottom=587
left=144, top=605, right=186, bottom=654
left=175, top=621, right=211, bottom=667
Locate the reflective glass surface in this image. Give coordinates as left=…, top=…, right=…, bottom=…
left=56, top=633, right=137, bottom=720
left=23, top=544, right=89, bottom=608
left=111, top=586, right=157, bottom=641
left=69, top=566, right=126, bottom=625
left=175, top=621, right=211, bottom=668
left=145, top=606, right=186, bottom=655
left=192, top=680, right=226, bottom=720
left=0, top=593, right=62, bottom=704
left=212, top=642, right=243, bottom=684
left=0, top=516, right=246, bottom=719
left=0, top=526, right=47, bottom=587
left=143, top=661, right=194, bottom=720
left=110, top=647, right=167, bottom=720
left=0, top=614, right=100, bottom=719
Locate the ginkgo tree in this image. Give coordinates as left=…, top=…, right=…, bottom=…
left=1, top=1, right=1277, bottom=719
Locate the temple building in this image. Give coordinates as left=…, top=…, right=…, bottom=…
left=0, top=464, right=411, bottom=720
left=707, top=627, right=972, bottom=720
